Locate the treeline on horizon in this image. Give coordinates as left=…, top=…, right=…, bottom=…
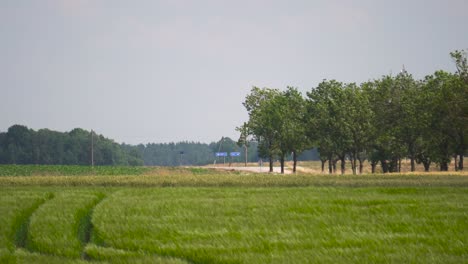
left=0, top=126, right=143, bottom=166
left=239, top=50, right=467, bottom=174
left=0, top=125, right=319, bottom=166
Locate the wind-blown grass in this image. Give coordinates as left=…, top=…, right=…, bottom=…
left=0, top=168, right=467, bottom=263
left=0, top=190, right=51, bottom=250
left=83, top=244, right=188, bottom=264
left=0, top=172, right=467, bottom=187
left=27, top=191, right=103, bottom=258
left=92, top=187, right=468, bottom=263
left=0, top=190, right=52, bottom=263
left=14, top=249, right=92, bottom=264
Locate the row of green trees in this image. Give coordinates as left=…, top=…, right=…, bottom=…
left=0, top=124, right=321, bottom=167
left=240, top=50, right=467, bottom=174
left=0, top=125, right=143, bottom=166
left=133, top=138, right=261, bottom=166
left=0, top=125, right=252, bottom=166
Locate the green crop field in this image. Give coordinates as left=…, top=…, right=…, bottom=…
left=0, top=165, right=154, bottom=176
left=0, top=166, right=467, bottom=263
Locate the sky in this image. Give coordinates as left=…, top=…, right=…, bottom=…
left=1, top=0, right=467, bottom=144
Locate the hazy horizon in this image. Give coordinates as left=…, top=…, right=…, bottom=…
left=1, top=0, right=467, bottom=144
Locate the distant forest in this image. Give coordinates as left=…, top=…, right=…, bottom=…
left=0, top=125, right=319, bottom=166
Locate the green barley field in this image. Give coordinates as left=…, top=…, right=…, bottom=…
left=0, top=165, right=467, bottom=263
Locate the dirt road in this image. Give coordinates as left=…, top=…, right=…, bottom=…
left=213, top=166, right=292, bottom=174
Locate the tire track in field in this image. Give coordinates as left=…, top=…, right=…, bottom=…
left=16, top=191, right=108, bottom=262
left=14, top=192, right=54, bottom=249
left=83, top=190, right=192, bottom=263
left=80, top=192, right=106, bottom=260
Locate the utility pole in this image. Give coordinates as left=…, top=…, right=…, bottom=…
left=213, top=137, right=225, bottom=165
left=179, top=151, right=184, bottom=166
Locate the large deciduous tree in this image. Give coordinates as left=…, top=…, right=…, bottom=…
left=266, top=87, right=308, bottom=174
left=243, top=87, right=281, bottom=173
left=307, top=80, right=351, bottom=175
left=449, top=50, right=468, bottom=171
left=341, top=83, right=374, bottom=174
left=277, top=87, right=309, bottom=173
left=423, top=71, right=464, bottom=171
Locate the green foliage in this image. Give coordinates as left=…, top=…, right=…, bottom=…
left=0, top=125, right=261, bottom=167
left=134, top=138, right=259, bottom=166
left=422, top=70, right=467, bottom=170
left=243, top=87, right=282, bottom=169
left=142, top=141, right=213, bottom=166
left=305, top=79, right=376, bottom=174
left=450, top=49, right=468, bottom=83
left=0, top=126, right=143, bottom=166
left=242, top=87, right=311, bottom=173
left=276, top=87, right=309, bottom=172
left=239, top=50, right=467, bottom=173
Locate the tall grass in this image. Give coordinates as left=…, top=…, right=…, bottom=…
left=27, top=191, right=103, bottom=258
left=92, top=187, right=468, bottom=263
left=0, top=170, right=467, bottom=263
left=14, top=249, right=92, bottom=264
left=0, top=172, right=467, bottom=187
left=83, top=244, right=188, bottom=264
left=0, top=190, right=51, bottom=251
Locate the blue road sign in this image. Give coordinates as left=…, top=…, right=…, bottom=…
left=230, top=152, right=241, bottom=157
left=215, top=152, right=228, bottom=157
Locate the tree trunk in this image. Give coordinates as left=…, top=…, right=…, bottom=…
left=353, top=158, right=357, bottom=175
left=356, top=152, right=364, bottom=174
left=438, top=141, right=450, bottom=172
left=292, top=151, right=297, bottom=173
left=321, top=159, right=326, bottom=173
left=340, top=156, right=345, bottom=175
left=458, top=131, right=465, bottom=171
left=351, top=152, right=357, bottom=175
left=269, top=156, right=273, bottom=173
left=440, top=162, right=448, bottom=171
left=454, top=155, right=458, bottom=171
left=280, top=155, right=285, bottom=174
left=459, top=154, right=464, bottom=171
left=328, top=154, right=333, bottom=174
left=381, top=160, right=389, bottom=173
left=349, top=154, right=355, bottom=175
left=408, top=142, right=415, bottom=172
left=333, top=159, right=338, bottom=174
left=388, top=158, right=398, bottom=173
left=358, top=157, right=364, bottom=174
left=423, top=161, right=430, bottom=172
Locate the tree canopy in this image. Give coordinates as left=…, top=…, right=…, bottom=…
left=240, top=50, right=468, bottom=173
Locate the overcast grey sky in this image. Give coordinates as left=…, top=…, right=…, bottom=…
left=1, top=0, right=467, bottom=144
